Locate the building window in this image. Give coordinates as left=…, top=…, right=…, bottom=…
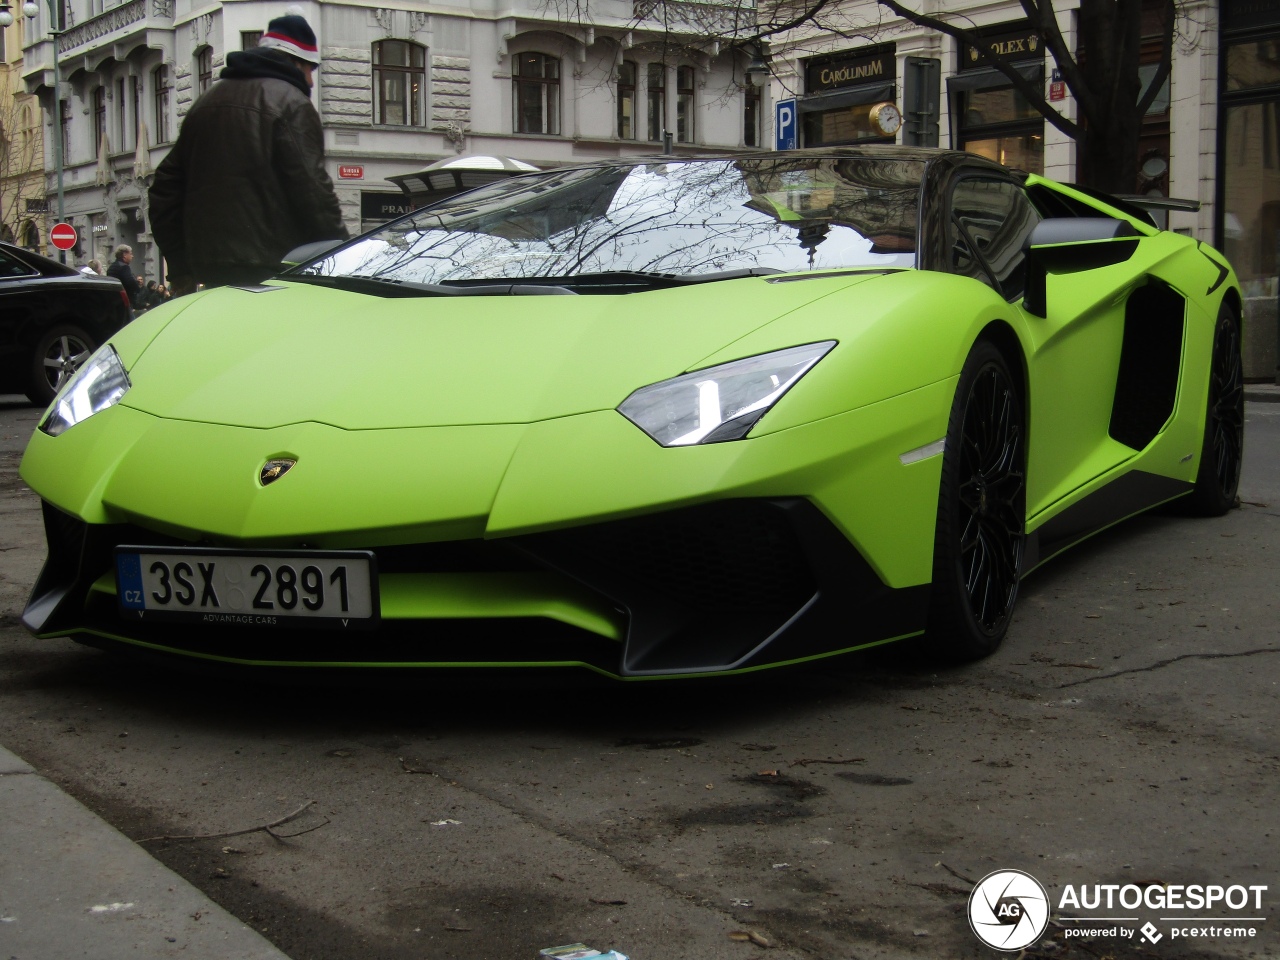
left=197, top=47, right=213, bottom=95
left=115, top=78, right=127, bottom=149
left=618, top=61, right=637, bottom=139
left=241, top=31, right=262, bottom=50
left=153, top=65, right=171, bottom=143
left=131, top=76, right=140, bottom=142
left=646, top=62, right=664, bottom=141
left=676, top=66, right=695, bottom=143
left=93, top=87, right=107, bottom=156
left=373, top=40, right=426, bottom=126
left=513, top=52, right=560, bottom=135
left=58, top=98, right=70, bottom=160
left=744, top=84, right=761, bottom=147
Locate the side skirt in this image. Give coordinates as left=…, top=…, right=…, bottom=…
left=1022, top=470, right=1193, bottom=572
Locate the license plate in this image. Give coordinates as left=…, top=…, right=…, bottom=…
left=115, top=547, right=378, bottom=629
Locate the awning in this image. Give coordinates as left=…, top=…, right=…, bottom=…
left=797, top=81, right=895, bottom=113
left=946, top=62, right=1042, bottom=93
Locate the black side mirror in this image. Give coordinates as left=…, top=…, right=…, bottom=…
left=280, top=239, right=345, bottom=269
left=1022, top=218, right=1141, bottom=317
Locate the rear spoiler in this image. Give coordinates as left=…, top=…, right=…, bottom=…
left=1113, top=195, right=1201, bottom=213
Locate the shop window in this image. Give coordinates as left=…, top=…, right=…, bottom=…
left=646, top=62, right=664, bottom=141
left=955, top=84, right=1044, bottom=172
left=374, top=40, right=426, bottom=126
left=798, top=44, right=896, bottom=147
left=618, top=61, right=637, bottom=139
left=676, top=65, right=695, bottom=142
left=949, top=24, right=1044, bottom=173
left=513, top=52, right=560, bottom=135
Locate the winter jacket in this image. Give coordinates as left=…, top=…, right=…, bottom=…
left=106, top=259, right=139, bottom=306
left=148, top=48, right=347, bottom=284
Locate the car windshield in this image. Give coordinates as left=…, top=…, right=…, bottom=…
left=298, top=156, right=925, bottom=290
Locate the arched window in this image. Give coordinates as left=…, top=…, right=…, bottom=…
left=196, top=47, right=214, bottom=95
left=93, top=87, right=107, bottom=156
left=373, top=40, right=426, bottom=126
left=676, top=66, right=695, bottom=143
left=513, top=52, right=559, bottom=135
left=153, top=65, right=171, bottom=143
left=646, top=63, right=664, bottom=141
left=618, top=61, right=637, bottom=139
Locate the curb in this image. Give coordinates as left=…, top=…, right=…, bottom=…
left=0, top=743, right=291, bottom=960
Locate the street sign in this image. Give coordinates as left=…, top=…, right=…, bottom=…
left=775, top=98, right=797, bottom=151
left=50, top=223, right=77, bottom=251
left=338, top=165, right=365, bottom=180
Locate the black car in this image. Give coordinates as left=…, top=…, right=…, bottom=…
left=0, top=240, right=133, bottom=405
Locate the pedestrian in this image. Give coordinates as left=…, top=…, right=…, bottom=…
left=139, top=280, right=161, bottom=310
left=148, top=11, right=347, bottom=291
left=106, top=244, right=139, bottom=310
left=85, top=258, right=104, bottom=276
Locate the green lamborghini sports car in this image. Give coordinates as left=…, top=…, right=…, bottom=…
left=20, top=147, right=1244, bottom=678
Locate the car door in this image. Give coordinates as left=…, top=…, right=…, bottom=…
left=947, top=173, right=1149, bottom=523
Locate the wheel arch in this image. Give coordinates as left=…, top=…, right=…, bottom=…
left=1220, top=285, right=1242, bottom=325
left=973, top=319, right=1029, bottom=419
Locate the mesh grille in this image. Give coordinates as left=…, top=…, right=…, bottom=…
left=527, top=501, right=815, bottom=611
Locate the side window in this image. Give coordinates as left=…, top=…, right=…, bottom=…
left=0, top=248, right=39, bottom=279
left=949, top=176, right=1041, bottom=300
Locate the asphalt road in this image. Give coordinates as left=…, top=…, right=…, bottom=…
left=0, top=395, right=1277, bottom=960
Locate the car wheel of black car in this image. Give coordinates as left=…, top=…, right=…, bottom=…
left=927, top=340, right=1026, bottom=661
left=1177, top=304, right=1244, bottom=517
left=28, top=323, right=96, bottom=406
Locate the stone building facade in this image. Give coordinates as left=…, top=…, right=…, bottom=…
left=17, top=0, right=762, bottom=282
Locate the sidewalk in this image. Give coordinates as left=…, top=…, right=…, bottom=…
left=1246, top=381, right=1280, bottom=403
left=0, top=744, right=291, bottom=960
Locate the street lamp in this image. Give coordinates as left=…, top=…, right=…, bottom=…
left=745, top=41, right=771, bottom=87
left=0, top=0, right=67, bottom=258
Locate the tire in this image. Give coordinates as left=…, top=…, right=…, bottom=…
left=926, top=340, right=1026, bottom=661
left=1176, top=304, right=1244, bottom=517
left=26, top=323, right=96, bottom=407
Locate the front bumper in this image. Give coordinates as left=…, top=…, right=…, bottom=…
left=25, top=497, right=928, bottom=678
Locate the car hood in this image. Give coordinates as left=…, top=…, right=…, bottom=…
left=120, top=274, right=882, bottom=430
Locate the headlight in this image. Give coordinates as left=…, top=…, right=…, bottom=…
left=40, top=344, right=130, bottom=437
left=618, top=341, right=836, bottom=446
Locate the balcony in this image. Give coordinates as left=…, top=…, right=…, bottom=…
left=631, top=0, right=756, bottom=35
left=23, top=0, right=173, bottom=90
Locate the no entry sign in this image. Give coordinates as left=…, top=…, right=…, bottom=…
left=50, top=222, right=78, bottom=251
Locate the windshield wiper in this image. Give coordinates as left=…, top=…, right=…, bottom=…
left=527, top=267, right=784, bottom=290
left=285, top=274, right=577, bottom=297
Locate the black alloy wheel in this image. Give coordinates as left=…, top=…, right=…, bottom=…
left=927, top=340, right=1026, bottom=660
left=28, top=323, right=96, bottom=406
left=1179, top=305, right=1244, bottom=516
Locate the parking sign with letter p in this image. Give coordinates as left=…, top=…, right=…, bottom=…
left=775, top=99, right=796, bottom=150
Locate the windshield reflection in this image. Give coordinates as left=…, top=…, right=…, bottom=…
left=303, top=157, right=925, bottom=286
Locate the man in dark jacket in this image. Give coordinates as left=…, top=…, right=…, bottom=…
left=106, top=244, right=139, bottom=313
left=148, top=13, right=347, bottom=289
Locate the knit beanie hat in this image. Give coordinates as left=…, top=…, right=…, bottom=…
left=259, top=11, right=320, bottom=64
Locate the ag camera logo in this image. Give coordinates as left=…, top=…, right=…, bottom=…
left=969, top=869, right=1051, bottom=951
